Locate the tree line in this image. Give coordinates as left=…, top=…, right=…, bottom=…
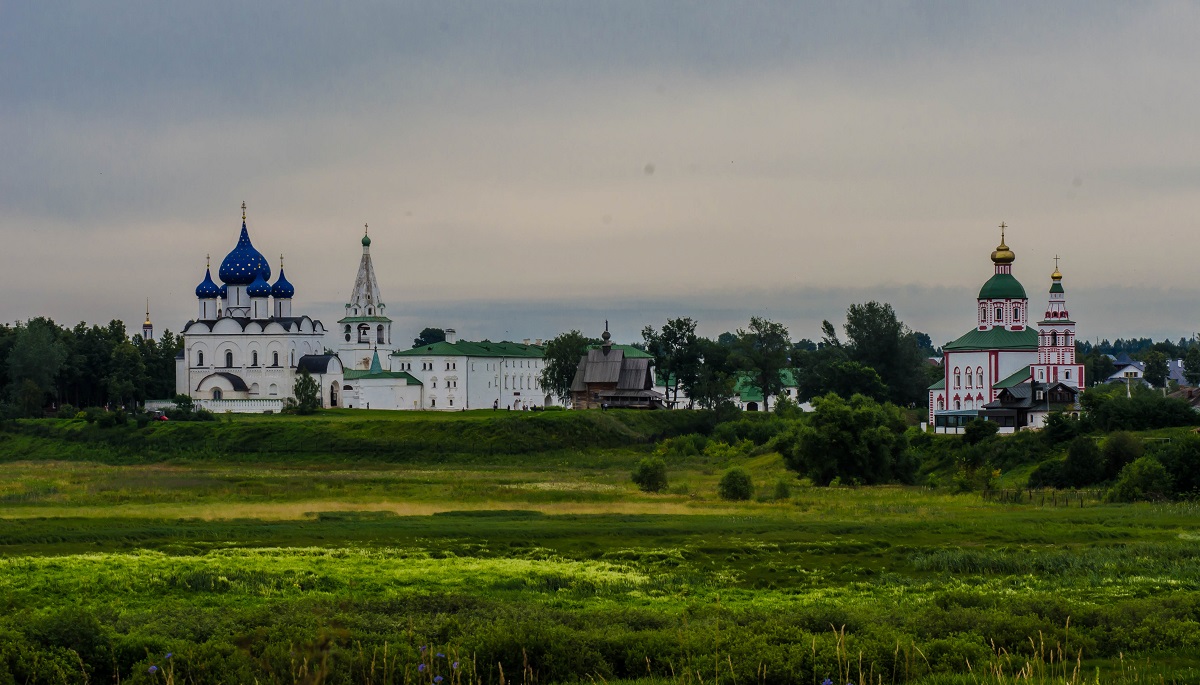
left=539, top=301, right=940, bottom=411
left=0, top=318, right=180, bottom=417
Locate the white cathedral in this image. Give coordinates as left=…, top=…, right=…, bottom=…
left=173, top=207, right=554, bottom=412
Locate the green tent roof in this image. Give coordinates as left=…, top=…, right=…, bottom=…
left=337, top=315, right=393, bottom=324
left=1049, top=282, right=1064, bottom=294
left=944, top=326, right=1038, bottom=351
left=928, top=377, right=946, bottom=390
left=978, top=273, right=1027, bottom=300
left=994, top=365, right=1031, bottom=389
left=392, top=340, right=545, bottom=359
left=343, top=369, right=422, bottom=383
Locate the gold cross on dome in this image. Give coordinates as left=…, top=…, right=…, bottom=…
left=364, top=222, right=369, bottom=235
left=1054, top=255, right=1060, bottom=270
left=242, top=201, right=247, bottom=221
left=999, top=221, right=1007, bottom=242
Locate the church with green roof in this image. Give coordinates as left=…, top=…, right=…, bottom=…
left=929, top=226, right=1083, bottom=433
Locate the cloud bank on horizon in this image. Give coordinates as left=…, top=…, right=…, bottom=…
left=3, top=1, right=1199, bottom=345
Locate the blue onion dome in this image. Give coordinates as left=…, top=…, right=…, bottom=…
left=219, top=284, right=228, bottom=299
left=247, top=271, right=273, bottom=297
left=219, top=220, right=271, bottom=285
left=272, top=269, right=295, bottom=299
left=195, top=268, right=221, bottom=298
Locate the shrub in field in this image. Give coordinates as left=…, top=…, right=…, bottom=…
left=771, top=476, right=791, bottom=500
left=631, top=457, right=668, bottom=493
left=1108, top=456, right=1173, bottom=502
left=1063, top=436, right=1104, bottom=487
left=656, top=433, right=708, bottom=458
left=1102, top=431, right=1143, bottom=480
left=1027, top=458, right=1066, bottom=489
left=718, top=467, right=753, bottom=500
left=1149, top=434, right=1200, bottom=499
left=776, top=393, right=912, bottom=486
left=962, top=418, right=998, bottom=446
left=54, top=404, right=76, bottom=419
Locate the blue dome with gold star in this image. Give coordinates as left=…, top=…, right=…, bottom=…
left=219, top=219, right=271, bottom=285
left=195, top=268, right=221, bottom=299
left=272, top=269, right=295, bottom=299
left=247, top=271, right=273, bottom=297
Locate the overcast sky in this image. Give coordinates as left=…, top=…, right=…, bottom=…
left=4, top=2, right=1200, bottom=347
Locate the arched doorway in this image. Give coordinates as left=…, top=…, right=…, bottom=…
left=330, top=383, right=339, bottom=407
left=746, top=401, right=759, bottom=412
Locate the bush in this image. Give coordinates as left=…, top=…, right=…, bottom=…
left=771, top=477, right=792, bottom=501
left=1062, top=437, right=1104, bottom=487
left=962, top=418, right=998, bottom=446
left=656, top=433, right=709, bottom=458
left=631, top=457, right=668, bottom=493
left=1027, top=459, right=1066, bottom=489
left=778, top=393, right=911, bottom=486
left=55, top=404, right=77, bottom=419
left=1108, top=456, right=1173, bottom=502
left=717, top=468, right=753, bottom=500
left=1102, top=432, right=1143, bottom=481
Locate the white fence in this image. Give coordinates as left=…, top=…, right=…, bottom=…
left=145, top=398, right=286, bottom=414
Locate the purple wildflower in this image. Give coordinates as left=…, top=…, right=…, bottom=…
left=165, top=653, right=173, bottom=660
left=420, top=645, right=428, bottom=652
left=149, top=665, right=158, bottom=674
left=435, top=676, right=444, bottom=683
left=419, top=664, right=426, bottom=672
left=436, top=652, right=445, bottom=658
left=452, top=661, right=459, bottom=670
left=822, top=679, right=832, bottom=685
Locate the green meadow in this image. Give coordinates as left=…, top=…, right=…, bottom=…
left=1, top=411, right=1198, bottom=684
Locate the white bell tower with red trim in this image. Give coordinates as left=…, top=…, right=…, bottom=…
left=1031, top=257, right=1084, bottom=389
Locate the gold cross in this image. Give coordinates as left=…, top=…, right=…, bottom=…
left=1054, top=254, right=1060, bottom=270
left=280, top=253, right=285, bottom=268
left=999, top=221, right=1006, bottom=242
left=206, top=253, right=210, bottom=268
left=364, top=222, right=369, bottom=235
left=242, top=201, right=247, bottom=221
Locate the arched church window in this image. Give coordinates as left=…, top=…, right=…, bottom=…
left=966, top=370, right=973, bottom=388
left=290, top=350, right=295, bottom=366
left=953, top=368, right=961, bottom=388
left=937, top=397, right=944, bottom=411
left=368, top=307, right=373, bottom=315
left=377, top=325, right=385, bottom=343
left=225, top=350, right=233, bottom=368
left=995, top=307, right=1003, bottom=321
left=197, top=351, right=204, bottom=366
left=1065, top=369, right=1071, bottom=380
left=1051, top=332, right=1058, bottom=347
left=1014, top=306, right=1022, bottom=321
left=358, top=324, right=370, bottom=343
left=272, top=351, right=279, bottom=367
left=252, top=351, right=259, bottom=366
left=212, top=388, right=223, bottom=400
left=976, top=367, right=983, bottom=386
left=955, top=400, right=961, bottom=410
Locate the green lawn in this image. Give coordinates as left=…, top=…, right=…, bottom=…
left=1, top=415, right=1198, bottom=684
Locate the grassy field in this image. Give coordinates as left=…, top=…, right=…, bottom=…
left=1, top=412, right=1198, bottom=684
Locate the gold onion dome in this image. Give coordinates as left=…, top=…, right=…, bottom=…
left=990, top=239, right=1015, bottom=265
left=1051, top=267, right=1063, bottom=281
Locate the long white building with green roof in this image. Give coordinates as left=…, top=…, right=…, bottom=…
left=930, top=227, right=1082, bottom=433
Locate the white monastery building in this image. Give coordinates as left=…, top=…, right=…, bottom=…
left=331, top=229, right=555, bottom=411
left=929, top=226, right=1082, bottom=433
left=173, top=205, right=344, bottom=412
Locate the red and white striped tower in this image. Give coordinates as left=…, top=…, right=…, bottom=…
left=1031, top=258, right=1084, bottom=389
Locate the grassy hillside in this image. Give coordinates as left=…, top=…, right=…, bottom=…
left=0, top=409, right=713, bottom=464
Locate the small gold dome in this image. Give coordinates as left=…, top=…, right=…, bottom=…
left=1051, top=268, right=1062, bottom=281
left=990, top=239, right=1015, bottom=265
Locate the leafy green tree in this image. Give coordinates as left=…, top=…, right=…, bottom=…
left=1063, top=437, right=1104, bottom=487
left=778, top=393, right=912, bottom=485
left=1142, top=350, right=1169, bottom=388
left=7, top=318, right=67, bottom=415
left=717, top=468, right=753, bottom=501
left=1108, top=456, right=1173, bottom=502
left=105, top=340, right=146, bottom=408
left=1041, top=412, right=1080, bottom=446
left=1184, top=346, right=1200, bottom=387
left=731, top=317, right=791, bottom=412
left=1083, top=352, right=1116, bottom=387
left=631, top=457, right=668, bottom=493
left=841, top=301, right=928, bottom=405
left=293, top=369, right=320, bottom=414
left=796, top=357, right=888, bottom=402
left=642, top=317, right=701, bottom=409
left=685, top=337, right=737, bottom=411
left=539, top=330, right=591, bottom=404
left=412, top=327, right=446, bottom=348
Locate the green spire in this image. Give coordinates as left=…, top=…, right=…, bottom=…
left=369, top=348, right=383, bottom=374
